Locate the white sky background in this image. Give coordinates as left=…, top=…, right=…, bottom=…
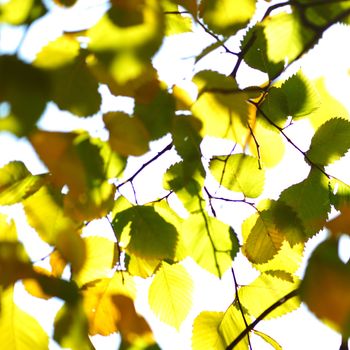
left=1, top=0, right=350, bottom=349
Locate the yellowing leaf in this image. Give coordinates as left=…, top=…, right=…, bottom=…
left=200, top=0, right=256, bottom=35
left=82, top=273, right=136, bottom=335
left=209, top=153, right=265, bottom=198
left=253, top=330, right=282, bottom=350
left=148, top=262, right=193, bottom=330
left=326, top=205, right=350, bottom=237
left=239, top=272, right=300, bottom=319
left=0, top=161, right=45, bottom=205
left=75, top=236, right=118, bottom=287
left=301, top=238, right=350, bottom=337
left=104, top=112, right=150, bottom=156
left=192, top=311, right=225, bottom=350
left=23, top=266, right=52, bottom=300
left=0, top=288, right=49, bottom=350
left=181, top=213, right=239, bottom=276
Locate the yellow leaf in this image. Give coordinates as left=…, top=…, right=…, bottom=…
left=326, top=205, right=350, bottom=237
left=148, top=262, right=193, bottom=330
left=104, top=112, right=150, bottom=156
left=0, top=288, right=49, bottom=349
left=82, top=273, right=136, bottom=336
left=23, top=266, right=52, bottom=300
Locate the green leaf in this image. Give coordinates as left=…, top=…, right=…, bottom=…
left=0, top=161, right=45, bottom=205
left=192, top=311, right=225, bottom=350
left=280, top=168, right=331, bottom=238
left=209, top=153, right=265, bottom=198
left=104, top=112, right=150, bottom=156
left=0, top=55, right=49, bottom=136
left=260, top=72, right=320, bottom=127
left=54, top=301, right=94, bottom=350
left=218, top=302, right=251, bottom=350
left=181, top=213, right=239, bottom=276
left=164, top=10, right=193, bottom=36
left=239, top=272, right=300, bottom=319
left=192, top=71, right=250, bottom=143
left=0, top=288, right=49, bottom=350
left=243, top=200, right=305, bottom=264
left=241, top=24, right=284, bottom=79
left=307, top=118, right=350, bottom=166
left=195, top=41, right=223, bottom=64
left=200, top=0, right=256, bottom=36
left=112, top=205, right=178, bottom=260
left=148, top=262, right=193, bottom=330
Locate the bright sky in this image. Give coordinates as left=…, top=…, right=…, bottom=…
left=1, top=0, right=350, bottom=349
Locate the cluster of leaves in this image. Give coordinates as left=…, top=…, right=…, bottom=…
left=1, top=0, right=350, bottom=349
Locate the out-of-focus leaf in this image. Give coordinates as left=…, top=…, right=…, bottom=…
left=192, top=311, right=225, bottom=350
left=23, top=186, right=86, bottom=272
left=82, top=273, right=136, bottom=335
left=169, top=0, right=197, bottom=16
left=104, top=112, right=150, bottom=156
left=192, top=70, right=250, bottom=143
left=301, top=238, right=350, bottom=337
left=210, top=153, right=265, bottom=198
left=219, top=302, right=251, bottom=350
left=23, top=266, right=52, bottom=300
left=112, top=205, right=178, bottom=260
left=199, top=0, right=256, bottom=35
left=172, top=85, right=193, bottom=110
left=75, top=236, right=118, bottom=287
left=239, top=272, right=300, bottom=319
left=326, top=205, right=350, bottom=237
left=0, top=288, right=49, bottom=350
left=307, top=118, right=350, bottom=166
left=53, top=0, right=78, bottom=7
left=0, top=55, right=49, bottom=136
left=148, top=262, right=193, bottom=330
left=181, top=213, right=239, bottom=276
left=243, top=200, right=305, bottom=264
left=0, top=161, right=45, bottom=205
left=162, top=1, right=193, bottom=35
left=0, top=0, right=46, bottom=25
left=54, top=300, right=94, bottom=350
left=50, top=249, right=67, bottom=277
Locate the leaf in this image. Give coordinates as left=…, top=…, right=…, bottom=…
left=218, top=302, right=251, bottom=350
left=243, top=200, right=305, bottom=264
left=280, top=168, right=331, bottom=238
left=112, top=205, right=178, bottom=260
left=307, top=118, right=350, bottom=166
left=0, top=161, right=45, bottom=205
left=0, top=55, right=49, bottom=136
left=300, top=238, right=350, bottom=337
left=209, top=153, right=265, bottom=198
left=192, top=311, right=225, bottom=350
left=82, top=273, right=137, bottom=336
left=148, top=262, right=193, bottom=330
left=253, top=330, right=282, bottom=350
left=181, top=213, right=239, bottom=276
left=199, top=0, right=256, bottom=36
left=0, top=288, right=49, bottom=350
left=239, top=272, right=300, bottom=319
left=326, top=205, right=350, bottom=237
left=104, top=112, right=150, bottom=156
left=164, top=11, right=193, bottom=36
left=191, top=70, right=250, bottom=143
left=75, top=236, right=118, bottom=287
left=241, top=24, right=284, bottom=79
left=23, top=186, right=86, bottom=272
left=195, top=41, right=223, bottom=64
left=54, top=301, right=95, bottom=350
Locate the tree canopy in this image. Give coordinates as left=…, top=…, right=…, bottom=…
left=1, top=0, right=350, bottom=349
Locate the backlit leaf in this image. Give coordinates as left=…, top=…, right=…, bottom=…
left=0, top=161, right=45, bottom=205
left=239, top=272, right=300, bottom=319
left=253, top=330, right=282, bottom=350
left=200, top=0, right=256, bottom=36
left=0, top=288, right=49, bottom=350
left=301, top=238, right=350, bottom=337
left=181, top=213, right=239, bottom=276
left=307, top=118, right=350, bottom=166
left=148, top=262, right=193, bottom=330
left=112, top=205, right=178, bottom=260
left=326, top=205, right=350, bottom=237
left=210, top=153, right=265, bottom=198
left=192, top=311, right=225, bottom=350
left=104, top=112, right=150, bottom=156
left=0, top=55, right=49, bottom=136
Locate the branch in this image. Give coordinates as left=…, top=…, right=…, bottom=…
left=226, top=288, right=300, bottom=350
